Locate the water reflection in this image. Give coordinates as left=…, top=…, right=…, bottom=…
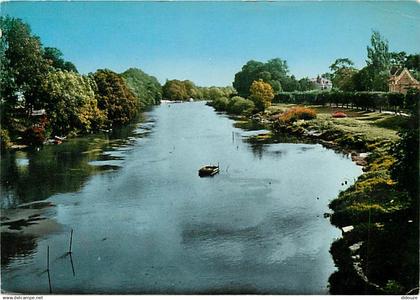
left=1, top=233, right=37, bottom=266
left=1, top=102, right=362, bottom=294
left=0, top=115, right=150, bottom=209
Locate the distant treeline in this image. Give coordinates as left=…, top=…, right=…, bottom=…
left=162, top=79, right=234, bottom=101
left=274, top=90, right=419, bottom=112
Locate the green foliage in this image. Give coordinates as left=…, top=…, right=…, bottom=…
left=298, top=77, right=317, bottom=91
left=0, top=129, right=11, bottom=149
left=162, top=79, right=189, bottom=100
left=329, top=58, right=358, bottom=91
left=249, top=80, right=274, bottom=112
left=210, top=96, right=229, bottom=111
left=391, top=91, right=419, bottom=203
left=41, top=70, right=106, bottom=134
left=91, top=69, right=139, bottom=126
left=351, top=31, right=391, bottom=92
left=233, top=58, right=295, bottom=97
left=367, top=31, right=391, bottom=71
left=43, top=47, right=78, bottom=73
left=121, top=68, right=162, bottom=108
left=226, top=96, right=255, bottom=115
left=0, top=16, right=49, bottom=130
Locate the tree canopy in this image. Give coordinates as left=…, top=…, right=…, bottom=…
left=233, top=58, right=317, bottom=97
left=43, top=47, right=78, bottom=73
left=41, top=70, right=105, bottom=134
left=249, top=80, right=274, bottom=112
left=91, top=69, right=139, bottom=126
left=121, top=68, right=162, bottom=108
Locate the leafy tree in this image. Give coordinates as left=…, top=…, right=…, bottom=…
left=121, top=68, right=162, bottom=108
left=0, top=17, right=49, bottom=130
left=91, top=69, right=138, bottom=126
left=367, top=31, right=391, bottom=70
left=249, top=80, right=274, bottom=112
left=162, top=79, right=189, bottom=100
left=360, top=31, right=391, bottom=91
left=329, top=58, right=358, bottom=91
left=390, top=51, right=407, bottom=67
left=41, top=70, right=105, bottom=135
left=43, top=47, right=78, bottom=73
left=298, top=77, right=317, bottom=91
left=233, top=58, right=295, bottom=97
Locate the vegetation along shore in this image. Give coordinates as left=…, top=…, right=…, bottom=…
left=1, top=16, right=419, bottom=295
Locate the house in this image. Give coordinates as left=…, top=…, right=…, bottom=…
left=388, top=68, right=420, bottom=94
left=310, top=75, right=332, bottom=90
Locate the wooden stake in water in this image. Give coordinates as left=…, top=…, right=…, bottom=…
left=68, top=229, right=73, bottom=254
left=47, top=245, right=50, bottom=271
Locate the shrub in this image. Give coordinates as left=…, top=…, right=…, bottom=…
left=274, top=92, right=294, bottom=103
left=227, top=96, right=255, bottom=115
left=0, top=129, right=11, bottom=149
left=22, top=126, right=45, bottom=146
left=387, top=93, right=404, bottom=111
left=211, top=97, right=229, bottom=111
left=279, top=106, right=317, bottom=123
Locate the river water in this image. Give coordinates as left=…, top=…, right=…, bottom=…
left=1, top=102, right=362, bottom=294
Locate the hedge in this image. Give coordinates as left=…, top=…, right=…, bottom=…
left=272, top=90, right=419, bottom=112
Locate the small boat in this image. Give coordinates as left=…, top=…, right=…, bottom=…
left=198, top=165, right=219, bottom=177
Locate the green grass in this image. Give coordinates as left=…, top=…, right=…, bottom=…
left=270, top=103, right=405, bottom=143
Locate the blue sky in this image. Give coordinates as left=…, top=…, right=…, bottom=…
left=1, top=1, right=419, bottom=86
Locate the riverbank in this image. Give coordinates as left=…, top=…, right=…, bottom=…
left=240, top=103, right=417, bottom=295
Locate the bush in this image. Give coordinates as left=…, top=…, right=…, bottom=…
left=387, top=93, right=405, bottom=111
left=22, top=126, right=45, bottom=146
left=210, top=97, right=229, bottom=111
left=405, top=89, right=420, bottom=110
left=0, top=129, right=11, bottom=149
left=279, top=106, right=317, bottom=123
left=273, top=92, right=294, bottom=103
left=226, top=96, right=255, bottom=115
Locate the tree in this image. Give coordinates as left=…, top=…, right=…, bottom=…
left=121, top=68, right=162, bottom=108
left=249, top=80, right=274, bottom=112
left=41, top=70, right=105, bottom=135
left=233, top=58, right=294, bottom=97
left=43, top=47, right=78, bottom=73
left=298, top=77, right=317, bottom=91
left=91, top=69, right=138, bottom=126
left=367, top=31, right=391, bottom=70
left=362, top=31, right=391, bottom=91
left=0, top=17, right=49, bottom=129
left=162, top=80, right=189, bottom=100
left=390, top=51, right=407, bottom=67
left=391, top=90, right=419, bottom=208
left=329, top=58, right=358, bottom=91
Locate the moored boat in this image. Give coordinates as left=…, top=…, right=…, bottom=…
left=198, top=165, right=219, bottom=177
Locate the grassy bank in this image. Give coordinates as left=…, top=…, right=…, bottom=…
left=255, top=103, right=418, bottom=295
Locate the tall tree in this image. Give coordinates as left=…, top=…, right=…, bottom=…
left=91, top=69, right=138, bottom=126
left=41, top=70, right=105, bottom=134
left=43, top=47, right=78, bottom=73
left=329, top=58, right=358, bottom=91
left=121, top=68, right=162, bottom=107
left=0, top=17, right=48, bottom=125
left=362, top=31, right=391, bottom=91
left=233, top=58, right=294, bottom=97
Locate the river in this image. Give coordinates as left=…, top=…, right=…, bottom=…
left=1, top=101, right=362, bottom=294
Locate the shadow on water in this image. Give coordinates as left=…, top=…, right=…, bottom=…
left=1, top=232, right=37, bottom=266
left=0, top=114, right=151, bottom=209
